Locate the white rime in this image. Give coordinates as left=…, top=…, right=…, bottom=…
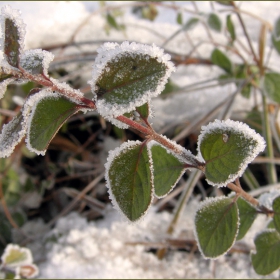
left=197, top=119, right=266, bottom=187
left=0, top=5, right=26, bottom=66
left=20, top=49, right=54, bottom=76
left=89, top=41, right=175, bottom=120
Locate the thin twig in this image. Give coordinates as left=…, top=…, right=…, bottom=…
left=0, top=174, right=19, bottom=229
left=47, top=172, right=105, bottom=228
left=232, top=2, right=259, bottom=64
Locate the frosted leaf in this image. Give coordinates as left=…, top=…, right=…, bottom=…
left=147, top=140, right=186, bottom=198
left=151, top=133, right=199, bottom=167
left=194, top=196, right=239, bottom=259
left=104, top=102, right=151, bottom=130
left=16, top=264, right=39, bottom=279
left=0, top=109, right=27, bottom=158
left=20, top=49, right=54, bottom=76
left=105, top=140, right=153, bottom=222
left=0, top=76, right=15, bottom=99
left=49, top=77, right=84, bottom=103
left=197, top=119, right=266, bottom=187
left=89, top=41, right=175, bottom=119
left=0, top=5, right=26, bottom=68
left=1, top=244, right=33, bottom=268
left=25, top=89, right=82, bottom=155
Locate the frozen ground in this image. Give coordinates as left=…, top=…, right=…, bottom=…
left=1, top=1, right=280, bottom=278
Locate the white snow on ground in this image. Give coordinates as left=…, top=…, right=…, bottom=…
left=25, top=201, right=278, bottom=279
left=1, top=1, right=280, bottom=278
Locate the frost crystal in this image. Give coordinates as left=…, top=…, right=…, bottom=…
left=20, top=49, right=54, bottom=76
left=0, top=111, right=26, bottom=158
left=24, top=90, right=63, bottom=155
left=104, top=140, right=152, bottom=223
left=0, top=5, right=26, bottom=67
left=0, top=77, right=15, bottom=99
left=1, top=244, right=33, bottom=267
left=193, top=196, right=239, bottom=260
left=197, top=119, right=266, bottom=187
left=89, top=41, right=175, bottom=119
left=50, top=77, right=84, bottom=103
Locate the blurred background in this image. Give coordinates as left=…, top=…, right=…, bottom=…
left=1, top=1, right=280, bottom=278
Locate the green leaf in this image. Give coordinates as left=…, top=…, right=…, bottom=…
left=4, top=18, right=21, bottom=68
left=136, top=103, right=149, bottom=120
left=177, top=12, right=183, bottom=25
left=0, top=72, right=13, bottom=83
left=233, top=64, right=252, bottom=98
left=0, top=213, right=12, bottom=252
left=272, top=35, right=280, bottom=55
left=26, top=91, right=81, bottom=155
left=3, top=168, right=21, bottom=206
left=273, top=16, right=280, bottom=41
left=215, top=1, right=233, bottom=6
left=263, top=72, right=280, bottom=103
left=267, top=220, right=275, bottom=229
left=272, top=196, right=280, bottom=233
left=226, top=15, right=236, bottom=42
left=183, top=17, right=199, bottom=31
left=195, top=196, right=239, bottom=258
left=197, top=119, right=265, bottom=187
left=150, top=143, right=185, bottom=198
left=12, top=210, right=27, bottom=227
left=161, top=78, right=180, bottom=97
left=106, top=13, right=119, bottom=30
left=106, top=141, right=153, bottom=221
left=251, top=230, right=280, bottom=275
left=142, top=4, right=158, bottom=21
left=20, top=49, right=54, bottom=76
left=1, top=244, right=33, bottom=267
left=236, top=197, right=257, bottom=240
left=211, top=49, right=233, bottom=74
left=91, top=42, right=174, bottom=119
left=207, top=13, right=222, bottom=32
left=0, top=110, right=27, bottom=158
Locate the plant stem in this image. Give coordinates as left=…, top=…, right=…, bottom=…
left=227, top=181, right=259, bottom=207
left=17, top=67, right=96, bottom=110
left=12, top=66, right=204, bottom=169
left=0, top=174, right=19, bottom=229
left=168, top=170, right=202, bottom=234
left=227, top=179, right=274, bottom=216
left=157, top=169, right=202, bottom=259
left=232, top=2, right=259, bottom=64
left=261, top=93, right=277, bottom=184
left=117, top=115, right=205, bottom=169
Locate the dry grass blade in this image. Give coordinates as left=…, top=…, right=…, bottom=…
left=47, top=172, right=105, bottom=228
